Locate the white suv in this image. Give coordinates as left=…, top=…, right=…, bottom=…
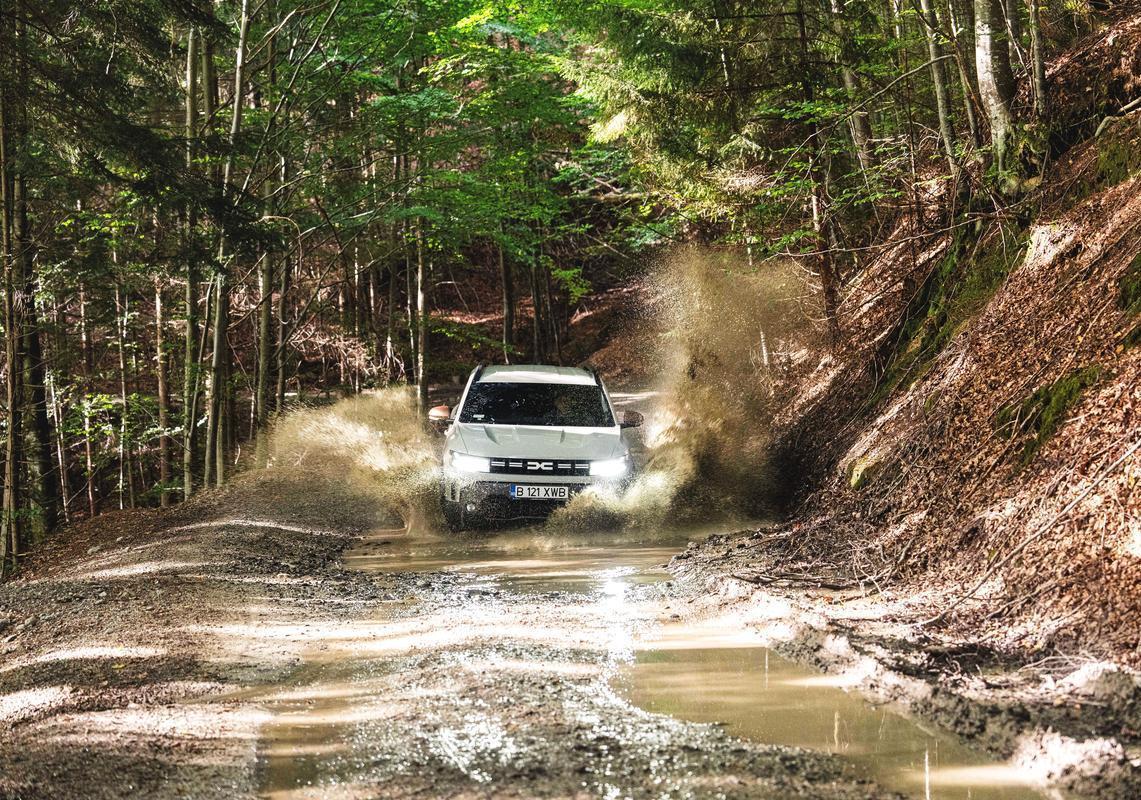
left=428, top=364, right=642, bottom=530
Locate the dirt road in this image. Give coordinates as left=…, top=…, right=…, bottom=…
left=0, top=460, right=1067, bottom=800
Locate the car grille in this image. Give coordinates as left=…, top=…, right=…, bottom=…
left=489, top=458, right=591, bottom=477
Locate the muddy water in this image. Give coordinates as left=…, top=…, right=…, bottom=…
left=617, top=627, right=1045, bottom=800
left=256, top=524, right=1047, bottom=799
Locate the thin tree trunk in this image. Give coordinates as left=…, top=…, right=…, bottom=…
left=919, top=0, right=960, bottom=180
left=829, top=0, right=875, bottom=172
left=797, top=0, right=842, bottom=344
left=207, top=0, right=251, bottom=487
left=0, top=75, right=23, bottom=572
left=155, top=279, right=171, bottom=507
left=183, top=25, right=200, bottom=500
left=415, top=220, right=429, bottom=411
left=946, top=0, right=984, bottom=147
left=499, top=236, right=513, bottom=363
left=976, top=0, right=1018, bottom=176
left=1028, top=0, right=1047, bottom=119
left=275, top=253, right=291, bottom=414
left=114, top=282, right=135, bottom=509
left=25, top=290, right=59, bottom=531
left=78, top=283, right=96, bottom=516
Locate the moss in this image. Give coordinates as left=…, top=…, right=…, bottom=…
left=1122, top=323, right=1141, bottom=350
left=1096, top=128, right=1141, bottom=189
left=1120, top=253, right=1141, bottom=316
left=870, top=223, right=1027, bottom=408
left=848, top=456, right=880, bottom=490
left=995, top=365, right=1104, bottom=466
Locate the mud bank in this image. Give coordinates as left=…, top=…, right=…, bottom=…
left=670, top=530, right=1141, bottom=799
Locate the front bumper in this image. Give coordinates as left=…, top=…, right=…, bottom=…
left=443, top=475, right=624, bottom=521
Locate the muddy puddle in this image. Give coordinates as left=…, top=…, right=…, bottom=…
left=616, top=621, right=1046, bottom=800
left=255, top=523, right=1049, bottom=799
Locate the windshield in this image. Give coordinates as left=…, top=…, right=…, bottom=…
left=459, top=382, right=614, bottom=427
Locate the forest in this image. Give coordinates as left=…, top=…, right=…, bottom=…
left=2, top=0, right=1141, bottom=797
left=0, top=0, right=1086, bottom=568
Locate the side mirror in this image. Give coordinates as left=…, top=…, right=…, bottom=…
left=620, top=410, right=644, bottom=429
left=428, top=405, right=452, bottom=430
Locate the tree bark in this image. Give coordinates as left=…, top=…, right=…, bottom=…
left=1028, top=0, right=1047, bottom=119
left=1, top=70, right=23, bottom=572
left=155, top=278, right=171, bottom=507
left=798, top=0, right=842, bottom=345
left=415, top=219, right=429, bottom=411
left=183, top=25, right=200, bottom=500
left=918, top=0, right=960, bottom=179
left=206, top=0, right=251, bottom=487
left=829, top=0, right=875, bottom=172
left=946, top=0, right=984, bottom=147
left=975, top=0, right=1018, bottom=177
left=114, top=282, right=135, bottom=509
left=499, top=236, right=513, bottom=363
left=26, top=288, right=59, bottom=531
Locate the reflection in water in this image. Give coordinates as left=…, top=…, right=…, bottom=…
left=617, top=634, right=1046, bottom=800
left=257, top=525, right=1048, bottom=800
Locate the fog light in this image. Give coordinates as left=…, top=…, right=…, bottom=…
left=465, top=503, right=478, bottom=513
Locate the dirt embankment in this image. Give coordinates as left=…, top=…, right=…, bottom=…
left=668, top=10, right=1141, bottom=799
left=708, top=5, right=1141, bottom=666
left=0, top=471, right=398, bottom=799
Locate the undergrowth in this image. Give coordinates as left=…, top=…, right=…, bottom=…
left=871, top=222, right=1028, bottom=407
left=995, top=364, right=1104, bottom=465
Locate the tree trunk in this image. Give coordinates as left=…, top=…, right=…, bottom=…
left=1, top=77, right=24, bottom=572
left=78, top=283, right=96, bottom=516
left=975, top=0, right=1018, bottom=177
left=415, top=220, right=429, bottom=411
left=155, top=279, right=171, bottom=507
left=918, top=0, right=959, bottom=180
left=183, top=25, right=200, bottom=501
left=114, top=283, right=136, bottom=509
left=946, top=0, right=984, bottom=148
left=798, top=0, right=842, bottom=345
left=275, top=252, right=291, bottom=414
left=1028, top=0, right=1047, bottom=119
left=207, top=0, right=251, bottom=487
left=829, top=0, right=875, bottom=172
left=26, top=289, right=59, bottom=531
left=499, top=237, right=513, bottom=363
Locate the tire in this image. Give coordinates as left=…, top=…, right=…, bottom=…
left=442, top=499, right=465, bottom=532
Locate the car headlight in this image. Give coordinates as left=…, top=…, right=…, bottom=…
left=448, top=450, right=491, bottom=473
left=590, top=455, right=629, bottom=478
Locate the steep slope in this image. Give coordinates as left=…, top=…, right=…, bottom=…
left=748, top=15, right=1141, bottom=665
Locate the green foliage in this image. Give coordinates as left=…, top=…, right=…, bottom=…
left=996, top=365, right=1104, bottom=466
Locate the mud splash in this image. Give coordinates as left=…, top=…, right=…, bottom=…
left=558, top=248, right=821, bottom=527
left=264, top=249, right=820, bottom=532
left=266, top=387, right=441, bottom=525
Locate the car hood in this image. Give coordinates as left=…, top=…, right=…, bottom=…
left=449, top=424, right=624, bottom=460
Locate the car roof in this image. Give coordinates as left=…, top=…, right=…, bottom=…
left=477, top=365, right=598, bottom=386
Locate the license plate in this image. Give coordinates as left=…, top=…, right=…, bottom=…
left=510, top=484, right=570, bottom=500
